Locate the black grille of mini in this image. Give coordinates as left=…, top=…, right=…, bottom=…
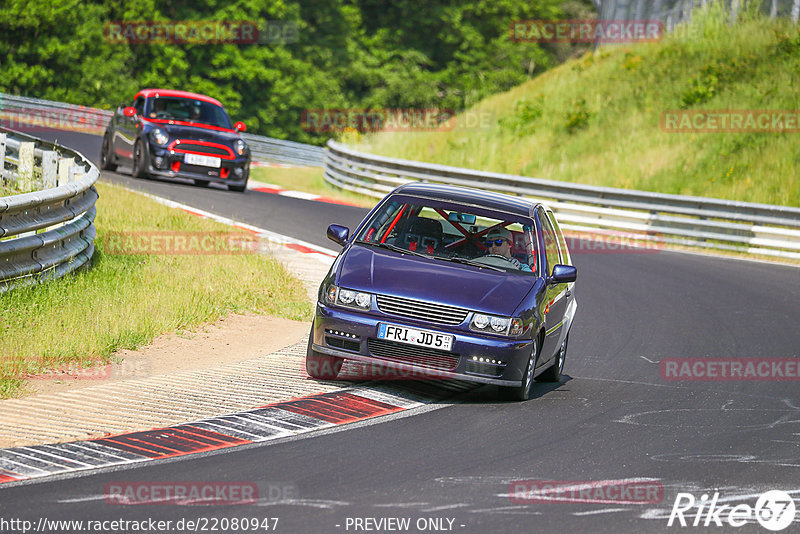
left=177, top=142, right=230, bottom=157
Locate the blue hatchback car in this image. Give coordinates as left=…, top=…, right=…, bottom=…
left=308, top=183, right=577, bottom=400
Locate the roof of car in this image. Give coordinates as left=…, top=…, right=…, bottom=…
left=135, top=89, right=224, bottom=107
left=393, top=182, right=542, bottom=218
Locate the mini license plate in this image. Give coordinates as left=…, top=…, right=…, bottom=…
left=377, top=323, right=453, bottom=351
left=185, top=153, right=221, bottom=167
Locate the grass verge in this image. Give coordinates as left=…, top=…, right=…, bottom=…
left=354, top=4, right=800, bottom=207
left=0, top=181, right=312, bottom=398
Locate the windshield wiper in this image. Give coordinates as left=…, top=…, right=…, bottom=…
left=356, top=240, right=429, bottom=258
left=435, top=256, right=505, bottom=272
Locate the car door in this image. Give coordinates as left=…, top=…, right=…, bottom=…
left=547, top=209, right=576, bottom=347
left=538, top=208, right=568, bottom=367
left=114, top=95, right=144, bottom=161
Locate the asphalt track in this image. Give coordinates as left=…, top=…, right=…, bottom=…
left=1, top=126, right=799, bottom=533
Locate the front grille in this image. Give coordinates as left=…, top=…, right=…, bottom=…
left=180, top=164, right=220, bottom=176
left=175, top=141, right=231, bottom=157
left=466, top=360, right=506, bottom=377
left=368, top=338, right=459, bottom=371
left=376, top=294, right=468, bottom=326
left=325, top=336, right=360, bottom=352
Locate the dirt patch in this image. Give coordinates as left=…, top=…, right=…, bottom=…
left=24, top=313, right=309, bottom=396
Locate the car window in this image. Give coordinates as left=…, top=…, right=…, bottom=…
left=133, top=96, right=145, bottom=115
left=547, top=210, right=571, bottom=266
left=356, top=199, right=537, bottom=274
left=541, top=211, right=560, bottom=277
left=145, top=97, right=232, bottom=129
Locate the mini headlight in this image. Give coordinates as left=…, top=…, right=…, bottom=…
left=234, top=139, right=247, bottom=156
left=150, top=127, right=169, bottom=146
left=470, top=313, right=523, bottom=336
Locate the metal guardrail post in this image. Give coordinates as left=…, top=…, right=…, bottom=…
left=0, top=127, right=99, bottom=291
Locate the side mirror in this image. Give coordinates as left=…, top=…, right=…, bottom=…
left=123, top=106, right=137, bottom=118
left=234, top=121, right=247, bottom=132
left=549, top=264, right=577, bottom=284
left=327, top=224, right=349, bottom=247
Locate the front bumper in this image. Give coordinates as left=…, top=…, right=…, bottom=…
left=147, top=145, right=250, bottom=185
left=312, top=303, right=534, bottom=386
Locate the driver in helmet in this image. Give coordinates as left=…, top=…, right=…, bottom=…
left=149, top=99, right=166, bottom=118
left=484, top=227, right=531, bottom=271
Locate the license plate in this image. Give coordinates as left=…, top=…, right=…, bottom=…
left=185, top=153, right=221, bottom=168
left=377, top=323, right=453, bottom=351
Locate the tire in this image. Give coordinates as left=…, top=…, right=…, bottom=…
left=306, top=323, right=343, bottom=380
left=99, top=134, right=117, bottom=171
left=194, top=179, right=210, bottom=188
left=228, top=180, right=247, bottom=193
left=132, top=139, right=149, bottom=178
left=539, top=333, right=569, bottom=383
left=501, top=337, right=539, bottom=401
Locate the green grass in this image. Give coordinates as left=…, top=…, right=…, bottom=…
left=250, top=165, right=377, bottom=208
left=354, top=4, right=800, bottom=207
left=0, top=182, right=312, bottom=398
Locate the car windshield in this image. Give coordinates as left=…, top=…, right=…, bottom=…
left=145, top=97, right=232, bottom=129
left=355, top=197, right=539, bottom=275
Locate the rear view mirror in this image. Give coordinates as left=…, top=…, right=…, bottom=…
left=122, top=106, right=137, bottom=117
left=234, top=121, right=247, bottom=132
left=448, top=212, right=476, bottom=225
left=549, top=264, right=577, bottom=284
left=327, top=224, right=349, bottom=246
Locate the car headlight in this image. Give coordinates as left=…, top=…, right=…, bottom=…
left=325, top=285, right=372, bottom=310
left=234, top=139, right=247, bottom=156
left=150, top=128, right=169, bottom=146
left=470, top=313, right=523, bottom=336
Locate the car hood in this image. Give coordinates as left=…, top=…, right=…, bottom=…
left=154, top=123, right=239, bottom=144
left=337, top=245, right=534, bottom=315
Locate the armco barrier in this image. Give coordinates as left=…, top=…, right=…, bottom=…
left=324, top=140, right=800, bottom=259
left=0, top=92, right=325, bottom=167
left=0, top=128, right=98, bottom=291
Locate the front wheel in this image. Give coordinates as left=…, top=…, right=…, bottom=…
left=100, top=134, right=117, bottom=171
left=501, top=337, right=539, bottom=401
left=306, top=324, right=343, bottom=380
left=228, top=180, right=247, bottom=193
left=132, top=139, right=149, bottom=178
left=539, top=333, right=569, bottom=382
